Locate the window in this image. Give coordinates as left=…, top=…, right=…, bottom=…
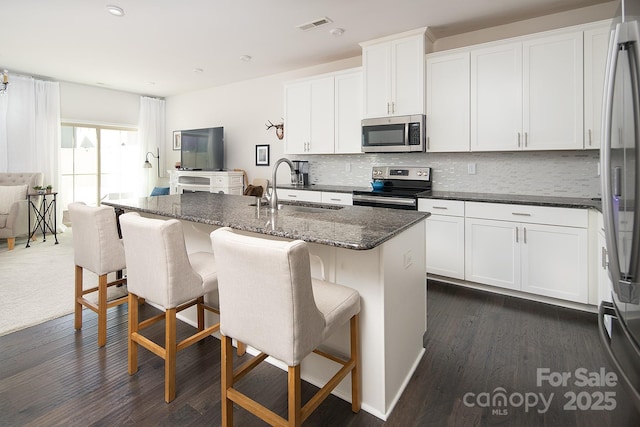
left=60, top=124, right=138, bottom=213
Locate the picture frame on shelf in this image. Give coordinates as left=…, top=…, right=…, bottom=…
left=173, top=131, right=181, bottom=151
left=255, top=144, right=270, bottom=166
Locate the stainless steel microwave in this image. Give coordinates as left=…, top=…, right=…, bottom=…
left=361, top=114, right=425, bottom=153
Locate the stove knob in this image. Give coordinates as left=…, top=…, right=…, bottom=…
left=417, top=171, right=423, bottom=176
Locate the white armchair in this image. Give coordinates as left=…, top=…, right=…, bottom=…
left=0, top=173, right=43, bottom=250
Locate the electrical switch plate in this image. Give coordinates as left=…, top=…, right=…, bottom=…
left=468, top=163, right=477, bottom=175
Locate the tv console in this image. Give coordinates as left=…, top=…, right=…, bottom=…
left=169, top=170, right=244, bottom=195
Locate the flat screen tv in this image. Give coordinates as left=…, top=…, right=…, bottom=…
left=180, top=126, right=224, bottom=171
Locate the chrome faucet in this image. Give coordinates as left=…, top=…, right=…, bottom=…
left=270, top=157, right=295, bottom=211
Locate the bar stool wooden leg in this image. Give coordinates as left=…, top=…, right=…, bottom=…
left=351, top=314, right=361, bottom=413
left=74, top=266, right=83, bottom=330
left=98, top=274, right=108, bottom=347
left=165, top=308, right=177, bottom=403
left=221, top=335, right=234, bottom=427
left=128, top=293, right=139, bottom=375
left=197, top=296, right=205, bottom=331
left=289, top=365, right=302, bottom=427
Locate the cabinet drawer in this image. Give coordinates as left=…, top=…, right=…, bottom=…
left=465, top=201, right=588, bottom=228
left=276, top=189, right=322, bottom=203
left=321, top=192, right=353, bottom=206
left=418, top=199, right=464, bottom=216
left=212, top=174, right=243, bottom=186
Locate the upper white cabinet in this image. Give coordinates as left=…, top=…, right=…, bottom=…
left=334, top=71, right=363, bottom=154
left=361, top=28, right=426, bottom=118
left=284, top=68, right=362, bottom=155
left=470, top=31, right=584, bottom=151
left=426, top=51, right=470, bottom=152
left=584, top=24, right=611, bottom=149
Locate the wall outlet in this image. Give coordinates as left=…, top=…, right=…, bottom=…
left=403, top=250, right=413, bottom=269
left=467, top=163, right=477, bottom=175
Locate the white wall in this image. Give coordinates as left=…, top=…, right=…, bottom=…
left=165, top=57, right=361, bottom=186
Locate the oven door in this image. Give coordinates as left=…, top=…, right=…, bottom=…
left=352, top=193, right=418, bottom=210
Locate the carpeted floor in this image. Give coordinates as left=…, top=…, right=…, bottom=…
left=0, top=231, right=127, bottom=336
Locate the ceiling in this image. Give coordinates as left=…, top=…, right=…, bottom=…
left=0, top=0, right=613, bottom=98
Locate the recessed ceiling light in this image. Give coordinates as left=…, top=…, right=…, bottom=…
left=106, top=5, right=125, bottom=17
left=329, top=28, right=345, bottom=37
left=193, top=68, right=204, bottom=73
left=239, top=55, right=252, bottom=62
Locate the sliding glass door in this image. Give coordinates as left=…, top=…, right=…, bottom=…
left=60, top=124, right=138, bottom=215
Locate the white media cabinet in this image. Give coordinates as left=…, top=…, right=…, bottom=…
left=168, top=170, right=244, bottom=195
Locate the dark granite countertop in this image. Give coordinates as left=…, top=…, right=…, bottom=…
left=419, top=191, right=602, bottom=211
left=103, top=192, right=428, bottom=250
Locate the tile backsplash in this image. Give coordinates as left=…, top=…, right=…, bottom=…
left=295, top=150, right=601, bottom=198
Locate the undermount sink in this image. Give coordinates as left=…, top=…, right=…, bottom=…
left=249, top=201, right=343, bottom=213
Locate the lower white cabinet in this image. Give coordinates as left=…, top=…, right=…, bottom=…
left=276, top=189, right=352, bottom=206
left=464, top=202, right=588, bottom=303
left=418, top=199, right=465, bottom=279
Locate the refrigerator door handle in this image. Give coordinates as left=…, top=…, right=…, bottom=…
left=601, top=24, right=624, bottom=295
left=626, top=40, right=640, bottom=284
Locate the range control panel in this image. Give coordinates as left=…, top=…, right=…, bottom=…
left=371, top=166, right=431, bottom=181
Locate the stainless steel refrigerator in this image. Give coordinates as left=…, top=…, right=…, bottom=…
left=600, top=0, right=640, bottom=413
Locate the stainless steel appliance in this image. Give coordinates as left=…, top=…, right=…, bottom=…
left=599, top=0, right=640, bottom=412
left=352, top=166, right=431, bottom=210
left=291, top=160, right=309, bottom=186
left=361, top=114, right=426, bottom=153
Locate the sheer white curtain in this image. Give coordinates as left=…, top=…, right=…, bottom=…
left=0, top=74, right=61, bottom=227
left=137, top=96, right=165, bottom=197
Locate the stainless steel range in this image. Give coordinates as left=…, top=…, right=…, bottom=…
left=352, top=166, right=432, bottom=210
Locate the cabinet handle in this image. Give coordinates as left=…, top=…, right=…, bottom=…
left=517, top=132, right=521, bottom=147
left=329, top=198, right=341, bottom=201
left=524, top=227, right=527, bottom=244
left=525, top=132, right=528, bottom=147
left=391, top=102, right=395, bottom=114
left=432, top=206, right=448, bottom=210
left=288, top=194, right=297, bottom=198
left=588, top=129, right=593, bottom=146
left=387, top=102, right=390, bottom=115
left=602, top=246, right=608, bottom=269
left=516, top=226, right=519, bottom=243
left=511, top=212, right=532, bottom=217
left=427, top=136, right=430, bottom=150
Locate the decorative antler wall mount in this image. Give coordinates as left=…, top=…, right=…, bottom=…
left=265, top=120, right=284, bottom=140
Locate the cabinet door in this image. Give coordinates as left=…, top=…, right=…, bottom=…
left=426, top=52, right=470, bottom=152
left=284, top=82, right=311, bottom=154
left=584, top=27, right=611, bottom=149
left=309, top=76, right=335, bottom=154
left=465, top=218, right=520, bottom=290
left=471, top=42, right=523, bottom=151
left=362, top=43, right=392, bottom=118
left=335, top=71, right=363, bottom=154
left=523, top=32, right=584, bottom=150
left=392, top=35, right=425, bottom=116
left=520, top=223, right=588, bottom=303
left=426, top=215, right=465, bottom=279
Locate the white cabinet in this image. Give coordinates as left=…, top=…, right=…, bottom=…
left=321, top=191, right=353, bottom=206
left=334, top=71, right=363, bottom=154
left=361, top=28, right=425, bottom=118
left=169, top=170, right=244, bottom=195
left=584, top=25, right=612, bottom=149
left=276, top=189, right=352, bottom=206
left=465, top=202, right=588, bottom=303
left=285, top=68, right=362, bottom=155
left=284, top=76, right=334, bottom=154
left=276, top=189, right=322, bottom=203
left=471, top=31, right=584, bottom=151
left=418, top=199, right=465, bottom=279
left=426, top=51, right=470, bottom=152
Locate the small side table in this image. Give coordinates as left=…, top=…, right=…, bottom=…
left=26, top=192, right=59, bottom=248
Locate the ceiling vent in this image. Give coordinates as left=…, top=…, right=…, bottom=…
left=297, top=17, right=333, bottom=31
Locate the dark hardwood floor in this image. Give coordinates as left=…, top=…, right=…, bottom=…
left=1, top=281, right=639, bottom=426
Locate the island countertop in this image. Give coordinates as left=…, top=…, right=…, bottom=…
left=103, top=192, right=429, bottom=250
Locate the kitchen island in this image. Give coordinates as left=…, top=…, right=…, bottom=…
left=103, top=192, right=429, bottom=420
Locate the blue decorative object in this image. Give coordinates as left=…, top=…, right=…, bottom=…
left=371, top=180, right=384, bottom=190
left=150, top=187, right=170, bottom=196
